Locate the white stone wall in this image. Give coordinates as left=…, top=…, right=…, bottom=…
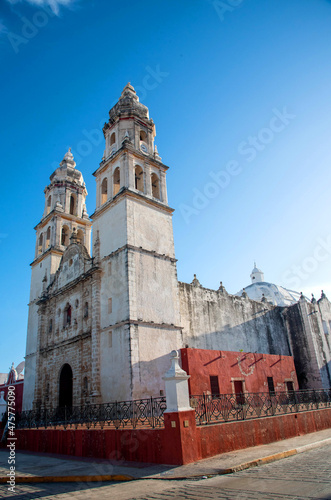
left=93, top=197, right=128, bottom=257
left=99, top=325, right=132, bottom=401
left=99, top=251, right=129, bottom=329
left=179, top=282, right=291, bottom=355
left=126, top=198, right=175, bottom=257
left=130, top=324, right=182, bottom=399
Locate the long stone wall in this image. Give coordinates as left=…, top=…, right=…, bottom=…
left=285, top=298, right=331, bottom=389
left=178, top=282, right=291, bottom=356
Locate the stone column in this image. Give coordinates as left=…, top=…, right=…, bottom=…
left=127, top=153, right=134, bottom=190
left=34, top=303, right=46, bottom=408
left=90, top=269, right=102, bottom=403
left=122, top=152, right=129, bottom=189
left=145, top=163, right=152, bottom=196
left=107, top=169, right=112, bottom=201
left=160, top=170, right=168, bottom=204
left=55, top=217, right=61, bottom=247
left=96, top=178, right=101, bottom=208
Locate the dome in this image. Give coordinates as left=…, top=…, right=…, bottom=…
left=49, top=148, right=85, bottom=187
left=237, top=282, right=304, bottom=307
left=238, top=265, right=307, bottom=306
left=106, top=83, right=151, bottom=126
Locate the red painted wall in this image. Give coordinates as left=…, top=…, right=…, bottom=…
left=180, top=348, right=299, bottom=395
left=197, top=408, right=331, bottom=459
left=9, top=408, right=331, bottom=465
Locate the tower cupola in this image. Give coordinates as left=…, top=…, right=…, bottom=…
left=250, top=263, right=264, bottom=283
left=93, top=83, right=169, bottom=214
left=33, top=148, right=92, bottom=264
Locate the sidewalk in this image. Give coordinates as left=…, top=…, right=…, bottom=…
left=1, top=428, right=331, bottom=483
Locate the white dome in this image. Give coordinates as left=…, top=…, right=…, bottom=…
left=237, top=281, right=304, bottom=307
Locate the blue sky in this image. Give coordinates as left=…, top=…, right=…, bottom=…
left=1, top=0, right=331, bottom=373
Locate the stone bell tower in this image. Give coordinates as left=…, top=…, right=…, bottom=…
left=92, top=83, right=182, bottom=401
left=23, top=149, right=92, bottom=410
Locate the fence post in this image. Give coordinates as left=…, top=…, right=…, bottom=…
left=163, top=350, right=200, bottom=465
left=150, top=396, right=154, bottom=428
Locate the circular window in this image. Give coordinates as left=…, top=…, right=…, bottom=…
left=140, top=142, right=148, bottom=154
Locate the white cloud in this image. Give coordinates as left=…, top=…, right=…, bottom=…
left=5, top=0, right=76, bottom=15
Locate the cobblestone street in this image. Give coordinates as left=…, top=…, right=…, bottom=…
left=1, top=444, right=331, bottom=500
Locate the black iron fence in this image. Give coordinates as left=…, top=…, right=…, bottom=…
left=17, top=397, right=167, bottom=430
left=15, top=390, right=331, bottom=430
left=190, top=389, right=331, bottom=426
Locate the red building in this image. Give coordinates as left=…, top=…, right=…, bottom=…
left=180, top=348, right=298, bottom=397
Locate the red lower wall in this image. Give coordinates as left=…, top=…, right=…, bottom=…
left=13, top=427, right=167, bottom=463
left=11, top=408, right=331, bottom=465
left=198, top=408, right=331, bottom=459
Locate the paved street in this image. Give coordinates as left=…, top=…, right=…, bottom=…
left=1, top=444, right=331, bottom=500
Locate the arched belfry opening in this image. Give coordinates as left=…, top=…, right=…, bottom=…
left=69, top=194, right=76, bottom=215
left=151, top=173, right=160, bottom=200
left=59, top=363, right=73, bottom=408
left=101, top=177, right=108, bottom=204
left=113, top=167, right=120, bottom=196
left=135, top=165, right=144, bottom=192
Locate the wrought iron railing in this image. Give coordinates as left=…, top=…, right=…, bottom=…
left=17, top=397, right=167, bottom=430
left=190, top=389, right=331, bottom=426
left=15, top=390, right=331, bottom=430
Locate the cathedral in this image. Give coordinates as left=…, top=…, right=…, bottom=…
left=23, top=84, right=331, bottom=411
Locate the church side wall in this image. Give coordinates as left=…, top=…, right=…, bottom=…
left=317, top=298, right=331, bottom=386
left=130, top=324, right=182, bottom=399
left=24, top=254, right=61, bottom=410
left=178, top=283, right=290, bottom=356
left=100, top=251, right=129, bottom=327
left=99, top=250, right=132, bottom=402
left=131, top=251, right=180, bottom=325
left=99, top=324, right=133, bottom=401
left=284, top=302, right=323, bottom=389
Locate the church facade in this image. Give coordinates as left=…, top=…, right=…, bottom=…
left=22, top=84, right=331, bottom=411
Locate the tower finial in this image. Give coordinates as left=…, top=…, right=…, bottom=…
left=60, top=147, right=76, bottom=168
left=121, top=82, right=137, bottom=97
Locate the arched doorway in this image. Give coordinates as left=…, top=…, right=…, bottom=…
left=59, top=364, right=73, bottom=408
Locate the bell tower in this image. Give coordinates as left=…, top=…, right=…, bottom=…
left=92, top=83, right=181, bottom=401
left=23, top=149, right=92, bottom=409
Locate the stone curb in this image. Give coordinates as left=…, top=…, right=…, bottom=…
left=0, top=474, right=134, bottom=484
left=1, top=437, right=331, bottom=483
